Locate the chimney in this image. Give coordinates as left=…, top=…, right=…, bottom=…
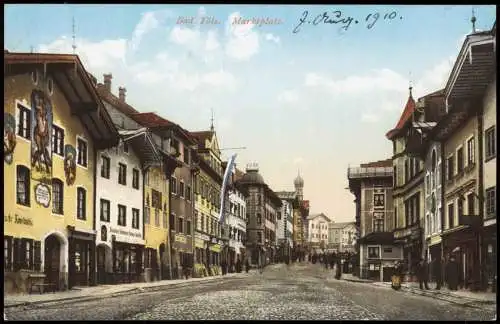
left=118, top=87, right=127, bottom=102
left=103, top=73, right=112, bottom=91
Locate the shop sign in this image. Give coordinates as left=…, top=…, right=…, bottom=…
left=195, top=238, right=205, bottom=249
left=35, top=183, right=51, bottom=208
left=196, top=233, right=210, bottom=241
left=4, top=213, right=33, bottom=226
left=109, top=227, right=142, bottom=238
left=210, top=244, right=221, bottom=253
left=175, top=234, right=187, bottom=244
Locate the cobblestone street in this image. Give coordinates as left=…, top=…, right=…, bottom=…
left=5, top=263, right=496, bottom=321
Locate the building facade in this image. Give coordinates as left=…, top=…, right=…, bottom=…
left=4, top=53, right=118, bottom=293
left=348, top=160, right=401, bottom=282
left=328, top=222, right=357, bottom=253
left=306, top=213, right=331, bottom=250
left=276, top=191, right=297, bottom=261
left=431, top=29, right=496, bottom=290
left=191, top=129, right=225, bottom=275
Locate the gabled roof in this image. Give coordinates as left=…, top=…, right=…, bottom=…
left=4, top=52, right=119, bottom=149
left=131, top=112, right=196, bottom=144
left=385, top=89, right=416, bottom=139
left=307, top=212, right=330, bottom=222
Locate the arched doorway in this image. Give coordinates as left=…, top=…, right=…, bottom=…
left=44, top=235, right=61, bottom=290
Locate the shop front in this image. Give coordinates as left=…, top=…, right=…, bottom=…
left=394, top=225, right=422, bottom=280
left=482, top=223, right=497, bottom=292
left=67, top=226, right=96, bottom=288
left=171, top=233, right=193, bottom=279
left=441, top=225, right=479, bottom=289
left=112, top=241, right=144, bottom=284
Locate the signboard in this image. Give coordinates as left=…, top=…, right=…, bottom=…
left=175, top=234, right=187, bottom=244
left=109, top=227, right=142, bottom=238
left=196, top=233, right=210, bottom=241
left=4, top=213, right=33, bottom=226
left=373, top=212, right=384, bottom=219
left=394, top=225, right=420, bottom=240
left=195, top=238, right=205, bottom=249
left=35, top=183, right=51, bottom=208
left=210, top=244, right=221, bottom=253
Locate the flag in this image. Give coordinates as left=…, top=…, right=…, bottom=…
left=219, top=153, right=237, bottom=224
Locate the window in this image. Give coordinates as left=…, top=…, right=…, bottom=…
left=151, top=189, right=162, bottom=209
left=485, top=187, right=496, bottom=218
left=51, top=125, right=64, bottom=156
left=77, top=138, right=88, bottom=167
left=457, top=197, right=464, bottom=218
left=16, top=103, right=31, bottom=139
left=77, top=187, right=86, bottom=220
left=467, top=137, right=475, bottom=166
left=118, top=163, right=127, bottom=185
left=485, top=126, right=496, bottom=160
left=52, top=178, right=63, bottom=214
left=4, top=237, right=13, bottom=271
left=145, top=197, right=150, bottom=225
left=446, top=156, right=454, bottom=180
left=201, top=214, right=205, bottom=231
left=171, top=177, right=177, bottom=195
left=155, top=209, right=160, bottom=227
left=101, top=156, right=110, bottom=179
left=277, top=212, right=282, bottom=220
left=179, top=181, right=185, bottom=198
left=118, top=205, right=127, bottom=226
left=373, top=219, right=384, bottom=232
left=132, top=169, right=140, bottom=189
left=170, top=214, right=176, bottom=232
left=257, top=213, right=262, bottom=224
left=183, top=146, right=189, bottom=164
left=123, top=141, right=129, bottom=154
left=393, top=166, right=397, bottom=187
left=404, top=159, right=409, bottom=183
left=132, top=208, right=140, bottom=229
left=187, top=220, right=192, bottom=235
left=178, top=217, right=184, bottom=233
left=368, top=246, right=380, bottom=259
left=467, top=193, right=475, bottom=216
left=100, top=199, right=110, bottom=222
left=186, top=185, right=191, bottom=201
left=457, top=147, right=464, bottom=173
left=448, top=203, right=454, bottom=229
left=373, top=193, right=385, bottom=209
left=16, top=165, right=30, bottom=206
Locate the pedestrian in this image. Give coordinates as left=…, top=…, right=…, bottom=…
left=431, top=257, right=443, bottom=290
left=245, top=258, right=250, bottom=273
left=329, top=252, right=335, bottom=270
left=221, top=259, right=227, bottom=276
left=335, top=256, right=342, bottom=280
left=446, top=255, right=459, bottom=291
left=417, top=258, right=430, bottom=290
left=235, top=257, right=242, bottom=273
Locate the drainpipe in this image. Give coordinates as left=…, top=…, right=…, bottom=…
left=477, top=106, right=485, bottom=290
left=439, top=140, right=446, bottom=277
left=91, top=145, right=98, bottom=286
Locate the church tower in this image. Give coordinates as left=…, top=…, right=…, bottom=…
left=294, top=171, right=304, bottom=201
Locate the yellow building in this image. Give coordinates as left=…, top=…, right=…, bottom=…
left=191, top=129, right=225, bottom=275
left=4, top=52, right=118, bottom=293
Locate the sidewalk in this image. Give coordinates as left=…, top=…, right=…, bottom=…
left=4, top=272, right=249, bottom=308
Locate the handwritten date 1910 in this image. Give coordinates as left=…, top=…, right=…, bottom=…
left=292, top=10, right=403, bottom=34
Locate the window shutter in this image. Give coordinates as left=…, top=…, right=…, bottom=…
left=34, top=241, right=42, bottom=271
left=13, top=238, right=20, bottom=271
left=21, top=239, right=29, bottom=269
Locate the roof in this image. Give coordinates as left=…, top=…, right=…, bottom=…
left=4, top=52, right=119, bottom=149
left=385, top=90, right=416, bottom=139
left=96, top=83, right=139, bottom=116
left=131, top=112, right=196, bottom=144
left=307, top=213, right=330, bottom=222
left=240, top=169, right=265, bottom=185
left=190, top=131, right=213, bottom=148
left=360, top=159, right=392, bottom=168
left=329, top=222, right=356, bottom=229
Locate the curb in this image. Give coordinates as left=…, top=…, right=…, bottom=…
left=5, top=274, right=247, bottom=309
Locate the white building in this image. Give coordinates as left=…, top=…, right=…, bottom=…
left=328, top=222, right=357, bottom=252
left=277, top=199, right=294, bottom=247
left=226, top=166, right=247, bottom=266
left=306, top=213, right=331, bottom=249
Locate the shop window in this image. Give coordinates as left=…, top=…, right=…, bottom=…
left=485, top=187, right=496, bottom=218
left=77, top=187, right=87, bottom=220
left=16, top=165, right=30, bottom=206
left=9, top=238, right=41, bottom=272
left=52, top=178, right=64, bottom=214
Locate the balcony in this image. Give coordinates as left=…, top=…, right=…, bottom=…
left=348, top=167, right=393, bottom=179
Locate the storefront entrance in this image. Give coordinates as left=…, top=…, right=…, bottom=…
left=96, top=245, right=107, bottom=284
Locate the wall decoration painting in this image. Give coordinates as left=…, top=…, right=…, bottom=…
left=64, top=144, right=77, bottom=186
left=4, top=112, right=17, bottom=164
left=30, top=89, right=53, bottom=183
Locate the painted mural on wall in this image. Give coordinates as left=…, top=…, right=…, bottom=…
left=4, top=113, right=17, bottom=164
left=30, top=89, right=53, bottom=183
left=64, top=144, right=77, bottom=186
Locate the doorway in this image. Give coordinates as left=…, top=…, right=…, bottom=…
left=44, top=234, right=61, bottom=290
left=96, top=245, right=106, bottom=284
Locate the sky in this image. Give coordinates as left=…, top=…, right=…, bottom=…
left=4, top=4, right=496, bottom=223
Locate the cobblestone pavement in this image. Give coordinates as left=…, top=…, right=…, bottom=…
left=5, top=263, right=497, bottom=321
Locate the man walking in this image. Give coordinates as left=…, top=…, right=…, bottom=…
left=417, top=258, right=430, bottom=290
left=431, top=257, right=443, bottom=290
